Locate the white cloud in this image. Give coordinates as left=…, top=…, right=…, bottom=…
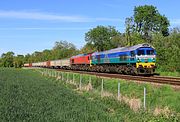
left=0, top=10, right=89, bottom=22
left=0, top=27, right=91, bottom=30
left=0, top=10, right=123, bottom=22
left=0, top=26, right=126, bottom=31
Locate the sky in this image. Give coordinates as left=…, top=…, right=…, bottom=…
left=0, top=0, right=180, bottom=56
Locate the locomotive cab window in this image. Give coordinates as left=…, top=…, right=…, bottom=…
left=146, top=50, right=154, bottom=55
left=137, top=50, right=145, bottom=56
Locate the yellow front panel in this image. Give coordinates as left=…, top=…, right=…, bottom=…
left=136, top=63, right=155, bottom=68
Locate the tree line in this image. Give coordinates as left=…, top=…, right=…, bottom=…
left=0, top=41, right=78, bottom=68
left=0, top=5, right=179, bottom=72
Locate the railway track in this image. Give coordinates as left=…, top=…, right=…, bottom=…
left=56, top=69, right=180, bottom=86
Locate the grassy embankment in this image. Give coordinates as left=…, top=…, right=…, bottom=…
left=39, top=69, right=180, bottom=120
left=0, top=68, right=179, bottom=121
left=156, top=68, right=180, bottom=77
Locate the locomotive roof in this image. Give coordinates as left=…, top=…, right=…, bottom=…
left=92, top=43, right=154, bottom=56
left=71, top=53, right=91, bottom=58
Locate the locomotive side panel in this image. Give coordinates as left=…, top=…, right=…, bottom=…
left=71, top=54, right=91, bottom=65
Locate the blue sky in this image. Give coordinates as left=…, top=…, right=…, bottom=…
left=0, top=0, right=180, bottom=56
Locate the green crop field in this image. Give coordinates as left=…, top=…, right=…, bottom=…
left=0, top=68, right=114, bottom=121
left=0, top=68, right=179, bottom=122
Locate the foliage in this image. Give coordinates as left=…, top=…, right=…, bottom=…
left=24, top=40, right=78, bottom=63
left=0, top=58, right=2, bottom=67
left=134, top=5, right=170, bottom=39
left=0, top=52, right=14, bottom=67
left=80, top=43, right=96, bottom=54
left=53, top=41, right=78, bottom=59
left=85, top=26, right=122, bottom=51
left=126, top=5, right=170, bottom=43
left=0, top=40, right=79, bottom=68
left=14, top=55, right=24, bottom=68
left=125, top=17, right=134, bottom=46
left=25, top=41, right=79, bottom=61
left=156, top=69, right=180, bottom=77
left=152, top=29, right=180, bottom=72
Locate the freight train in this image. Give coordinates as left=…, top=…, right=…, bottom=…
left=24, top=43, right=156, bottom=75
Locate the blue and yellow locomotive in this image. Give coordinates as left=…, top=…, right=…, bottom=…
left=91, top=43, right=156, bottom=75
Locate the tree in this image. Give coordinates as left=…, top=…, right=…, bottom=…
left=1, top=52, right=14, bottom=67
left=152, top=27, right=180, bottom=72
left=110, top=34, right=127, bottom=47
left=22, top=40, right=78, bottom=64
left=80, top=43, right=96, bottom=54
left=24, top=54, right=32, bottom=63
left=52, top=40, right=78, bottom=59
left=128, top=5, right=170, bottom=43
left=32, top=51, right=43, bottom=62
left=14, top=55, right=24, bottom=68
left=41, top=50, right=52, bottom=61
left=53, top=41, right=76, bottom=50
left=0, top=58, right=2, bottom=67
left=125, top=17, right=134, bottom=46
left=85, top=26, right=121, bottom=51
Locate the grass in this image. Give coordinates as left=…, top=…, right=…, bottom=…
left=0, top=68, right=179, bottom=121
left=45, top=70, right=180, bottom=112
left=0, top=68, right=114, bottom=121
left=156, top=68, right=180, bottom=77
left=53, top=70, right=180, bottom=113
left=54, top=71, right=180, bottom=121
left=103, top=79, right=180, bottom=112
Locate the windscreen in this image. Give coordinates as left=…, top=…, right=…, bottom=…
left=146, top=50, right=155, bottom=55
left=137, top=50, right=145, bottom=56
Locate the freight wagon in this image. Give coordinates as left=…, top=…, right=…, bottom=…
left=24, top=63, right=32, bottom=67
left=50, top=58, right=70, bottom=69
